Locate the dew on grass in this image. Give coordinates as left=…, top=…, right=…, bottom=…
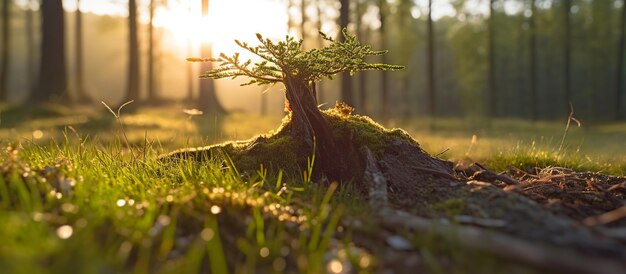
left=359, top=256, right=371, bottom=268
left=157, top=215, right=171, bottom=226
left=75, top=218, right=88, bottom=228
left=56, top=225, right=73, bottom=239
left=32, top=130, right=44, bottom=139
left=273, top=258, right=286, bottom=271
left=32, top=212, right=43, bottom=222
left=61, top=203, right=78, bottom=213
left=259, top=247, right=270, bottom=258
left=116, top=199, right=126, bottom=207
left=327, top=259, right=344, bottom=274
left=200, top=228, right=214, bottom=241
left=210, top=205, right=221, bottom=214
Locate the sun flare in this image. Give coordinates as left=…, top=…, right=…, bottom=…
left=153, top=0, right=289, bottom=57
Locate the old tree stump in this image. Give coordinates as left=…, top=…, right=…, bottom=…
left=164, top=31, right=626, bottom=273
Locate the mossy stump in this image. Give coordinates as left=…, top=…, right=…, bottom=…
left=163, top=103, right=447, bottom=186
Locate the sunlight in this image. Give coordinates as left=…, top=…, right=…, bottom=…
left=153, top=0, right=288, bottom=57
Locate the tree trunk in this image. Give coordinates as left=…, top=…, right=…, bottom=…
left=488, top=0, right=496, bottom=120
left=26, top=1, right=34, bottom=92
left=563, top=0, right=571, bottom=116
left=74, top=0, right=91, bottom=103
left=529, top=0, right=537, bottom=121
left=283, top=76, right=351, bottom=181
left=315, top=0, right=324, bottom=104
left=339, top=0, right=353, bottom=106
left=147, top=0, right=156, bottom=103
left=427, top=0, right=436, bottom=120
left=378, top=0, right=388, bottom=117
left=32, top=0, right=67, bottom=102
left=0, top=0, right=10, bottom=101
left=125, top=0, right=140, bottom=103
left=616, top=0, right=625, bottom=120
left=300, top=0, right=306, bottom=43
left=355, top=0, right=367, bottom=114
left=287, top=0, right=294, bottom=34
left=198, top=0, right=226, bottom=114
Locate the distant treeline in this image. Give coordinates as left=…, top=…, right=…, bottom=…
left=330, top=0, right=625, bottom=121
left=1, top=0, right=625, bottom=122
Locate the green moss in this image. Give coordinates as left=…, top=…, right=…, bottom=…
left=323, top=108, right=419, bottom=154
left=228, top=135, right=302, bottom=176
left=173, top=105, right=420, bottom=177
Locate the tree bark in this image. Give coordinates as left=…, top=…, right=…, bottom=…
left=616, top=0, right=626, bottom=120
left=74, top=0, right=91, bottom=103
left=0, top=0, right=10, bottom=101
left=339, top=0, right=353, bottom=106
left=125, top=0, right=140, bottom=103
left=32, top=0, right=68, bottom=102
left=283, top=76, right=350, bottom=181
left=198, top=0, right=226, bottom=114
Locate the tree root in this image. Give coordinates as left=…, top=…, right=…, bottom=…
left=361, top=149, right=626, bottom=274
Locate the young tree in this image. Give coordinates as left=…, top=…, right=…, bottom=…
left=125, top=0, right=140, bottom=102
left=198, top=0, right=226, bottom=114
left=32, top=0, right=68, bottom=102
left=0, top=0, right=10, bottom=101
left=74, top=0, right=91, bottom=103
left=189, top=30, right=401, bottom=180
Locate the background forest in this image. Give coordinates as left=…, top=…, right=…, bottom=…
left=1, top=0, right=624, bottom=122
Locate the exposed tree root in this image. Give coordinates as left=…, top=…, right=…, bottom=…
left=361, top=150, right=626, bottom=273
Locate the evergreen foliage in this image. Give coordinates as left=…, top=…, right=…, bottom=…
left=188, top=29, right=403, bottom=88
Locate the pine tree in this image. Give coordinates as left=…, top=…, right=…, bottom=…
left=189, top=30, right=401, bottom=180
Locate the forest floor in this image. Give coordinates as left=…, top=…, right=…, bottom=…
left=0, top=103, right=625, bottom=273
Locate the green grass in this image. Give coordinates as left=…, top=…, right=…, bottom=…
left=0, top=135, right=375, bottom=273
left=0, top=105, right=625, bottom=273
